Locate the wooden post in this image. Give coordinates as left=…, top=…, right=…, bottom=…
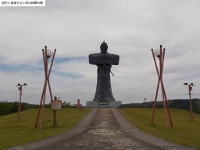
left=53, top=110, right=57, bottom=127
left=77, top=99, right=80, bottom=109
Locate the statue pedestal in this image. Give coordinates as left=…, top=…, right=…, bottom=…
left=86, top=101, right=122, bottom=108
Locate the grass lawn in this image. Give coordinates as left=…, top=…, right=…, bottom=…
left=118, top=108, right=200, bottom=149
left=0, top=108, right=90, bottom=149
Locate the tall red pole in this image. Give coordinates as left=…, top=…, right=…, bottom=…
left=35, top=46, right=56, bottom=129
left=151, top=49, right=160, bottom=125
left=151, top=45, right=173, bottom=128
left=40, top=47, right=49, bottom=129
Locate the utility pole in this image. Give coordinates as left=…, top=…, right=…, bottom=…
left=16, top=83, right=27, bottom=122
left=183, top=83, right=195, bottom=122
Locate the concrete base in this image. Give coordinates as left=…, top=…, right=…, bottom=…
left=86, top=101, right=122, bottom=108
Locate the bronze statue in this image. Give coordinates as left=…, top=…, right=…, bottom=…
left=89, top=41, right=120, bottom=101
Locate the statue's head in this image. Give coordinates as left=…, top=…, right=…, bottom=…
left=100, top=40, right=108, bottom=54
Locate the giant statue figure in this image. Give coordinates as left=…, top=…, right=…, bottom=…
left=89, top=41, right=120, bottom=101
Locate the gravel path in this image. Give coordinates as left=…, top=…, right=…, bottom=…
left=7, top=108, right=196, bottom=150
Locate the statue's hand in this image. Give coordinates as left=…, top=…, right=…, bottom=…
left=103, top=64, right=112, bottom=69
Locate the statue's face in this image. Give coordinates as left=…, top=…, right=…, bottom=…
left=100, top=45, right=108, bottom=54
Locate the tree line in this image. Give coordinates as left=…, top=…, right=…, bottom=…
left=0, top=101, right=77, bottom=116
left=1, top=99, right=200, bottom=116
left=120, top=99, right=200, bottom=114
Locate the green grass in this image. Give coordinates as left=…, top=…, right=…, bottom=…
left=0, top=108, right=90, bottom=149
left=118, top=108, right=200, bottom=149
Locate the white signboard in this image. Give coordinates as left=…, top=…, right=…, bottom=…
left=51, top=100, right=62, bottom=110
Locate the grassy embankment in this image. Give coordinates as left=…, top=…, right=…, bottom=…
left=119, top=108, right=200, bottom=149
left=0, top=108, right=90, bottom=149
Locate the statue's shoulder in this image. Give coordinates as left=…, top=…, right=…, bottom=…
left=106, top=53, right=119, bottom=58
left=89, top=53, right=101, bottom=57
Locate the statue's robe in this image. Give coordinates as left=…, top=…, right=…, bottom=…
left=89, top=52, right=119, bottom=101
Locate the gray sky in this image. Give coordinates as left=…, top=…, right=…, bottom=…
left=0, top=0, right=200, bottom=105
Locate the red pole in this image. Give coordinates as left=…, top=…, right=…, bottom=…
left=151, top=79, right=160, bottom=125
left=151, top=49, right=159, bottom=75
left=35, top=79, right=46, bottom=128
left=162, top=47, right=173, bottom=127
left=40, top=81, right=47, bottom=129
left=40, top=48, right=49, bottom=129
left=151, top=49, right=160, bottom=125
left=161, top=80, right=169, bottom=128
left=159, top=46, right=169, bottom=128
left=47, top=49, right=56, bottom=100
left=151, top=45, right=173, bottom=128
left=35, top=46, right=56, bottom=129
left=35, top=49, right=46, bottom=128
left=162, top=85, right=173, bottom=127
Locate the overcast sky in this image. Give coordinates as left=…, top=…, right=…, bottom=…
left=0, top=0, right=200, bottom=105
